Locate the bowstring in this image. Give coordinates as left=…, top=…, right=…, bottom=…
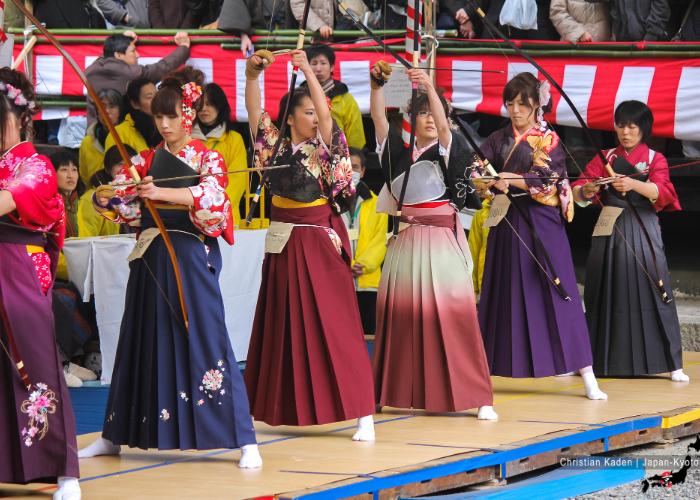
left=142, top=256, right=188, bottom=336
left=264, top=0, right=279, bottom=52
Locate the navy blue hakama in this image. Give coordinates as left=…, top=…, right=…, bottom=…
left=102, top=211, right=255, bottom=450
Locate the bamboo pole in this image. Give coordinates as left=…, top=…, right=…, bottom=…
left=6, top=27, right=409, bottom=37
left=11, top=35, right=37, bottom=69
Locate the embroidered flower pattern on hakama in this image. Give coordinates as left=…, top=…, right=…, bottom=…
left=197, top=361, right=227, bottom=407
left=160, top=409, right=170, bottom=422
left=179, top=391, right=189, bottom=403
left=20, top=383, right=58, bottom=447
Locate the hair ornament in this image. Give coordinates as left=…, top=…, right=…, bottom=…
left=0, top=82, right=36, bottom=110
left=181, top=82, right=203, bottom=134
left=536, top=80, right=551, bottom=128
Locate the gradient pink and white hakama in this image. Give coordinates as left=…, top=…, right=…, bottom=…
left=373, top=203, right=493, bottom=412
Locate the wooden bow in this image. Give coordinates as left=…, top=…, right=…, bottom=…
left=9, top=0, right=190, bottom=328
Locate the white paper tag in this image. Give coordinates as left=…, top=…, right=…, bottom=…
left=483, top=194, right=511, bottom=228
left=127, top=228, right=160, bottom=261
left=383, top=63, right=415, bottom=108
left=347, top=228, right=359, bottom=241
left=264, top=221, right=295, bottom=254
left=592, top=206, right=624, bottom=237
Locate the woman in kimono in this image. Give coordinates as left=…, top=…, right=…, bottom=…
left=0, top=68, right=80, bottom=499
left=243, top=49, right=375, bottom=440
left=572, top=100, right=688, bottom=381
left=78, top=73, right=262, bottom=468
left=477, top=72, right=607, bottom=400
left=368, top=61, right=497, bottom=419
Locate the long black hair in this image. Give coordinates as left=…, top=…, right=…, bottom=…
left=197, top=83, right=234, bottom=133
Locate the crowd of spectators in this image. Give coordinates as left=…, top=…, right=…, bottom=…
left=12, top=1, right=694, bottom=44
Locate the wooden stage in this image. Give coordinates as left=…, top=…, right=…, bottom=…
left=3, top=352, right=700, bottom=499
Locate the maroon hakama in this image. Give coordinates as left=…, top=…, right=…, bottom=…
left=244, top=203, right=375, bottom=426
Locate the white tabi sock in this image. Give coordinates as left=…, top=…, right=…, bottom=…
left=671, top=369, right=690, bottom=382
left=53, top=476, right=80, bottom=500
left=352, top=415, right=375, bottom=441
left=477, top=406, right=499, bottom=420
left=239, top=444, right=263, bottom=468
left=77, top=437, right=121, bottom=458
left=580, top=367, right=608, bottom=400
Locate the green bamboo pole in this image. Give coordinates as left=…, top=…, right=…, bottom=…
left=435, top=47, right=700, bottom=58
left=38, top=100, right=86, bottom=108
left=7, top=27, right=408, bottom=37
left=9, top=26, right=699, bottom=50
left=436, top=40, right=700, bottom=51
left=7, top=27, right=226, bottom=36
left=33, top=37, right=235, bottom=45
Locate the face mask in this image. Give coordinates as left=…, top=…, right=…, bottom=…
left=351, top=171, right=362, bottom=187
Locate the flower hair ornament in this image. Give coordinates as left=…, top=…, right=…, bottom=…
left=536, top=80, right=551, bottom=129
left=0, top=82, right=36, bottom=110
left=181, top=82, right=203, bottom=134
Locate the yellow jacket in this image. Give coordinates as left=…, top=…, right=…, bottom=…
left=346, top=192, right=387, bottom=290
left=78, top=189, right=121, bottom=238
left=331, top=91, right=366, bottom=150
left=192, top=124, right=248, bottom=226
left=78, top=123, right=105, bottom=185
left=468, top=198, right=491, bottom=295
left=104, top=113, right=149, bottom=156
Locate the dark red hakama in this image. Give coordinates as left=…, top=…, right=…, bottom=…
left=244, top=203, right=375, bottom=426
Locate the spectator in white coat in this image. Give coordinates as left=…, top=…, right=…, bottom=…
left=550, top=0, right=611, bottom=42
